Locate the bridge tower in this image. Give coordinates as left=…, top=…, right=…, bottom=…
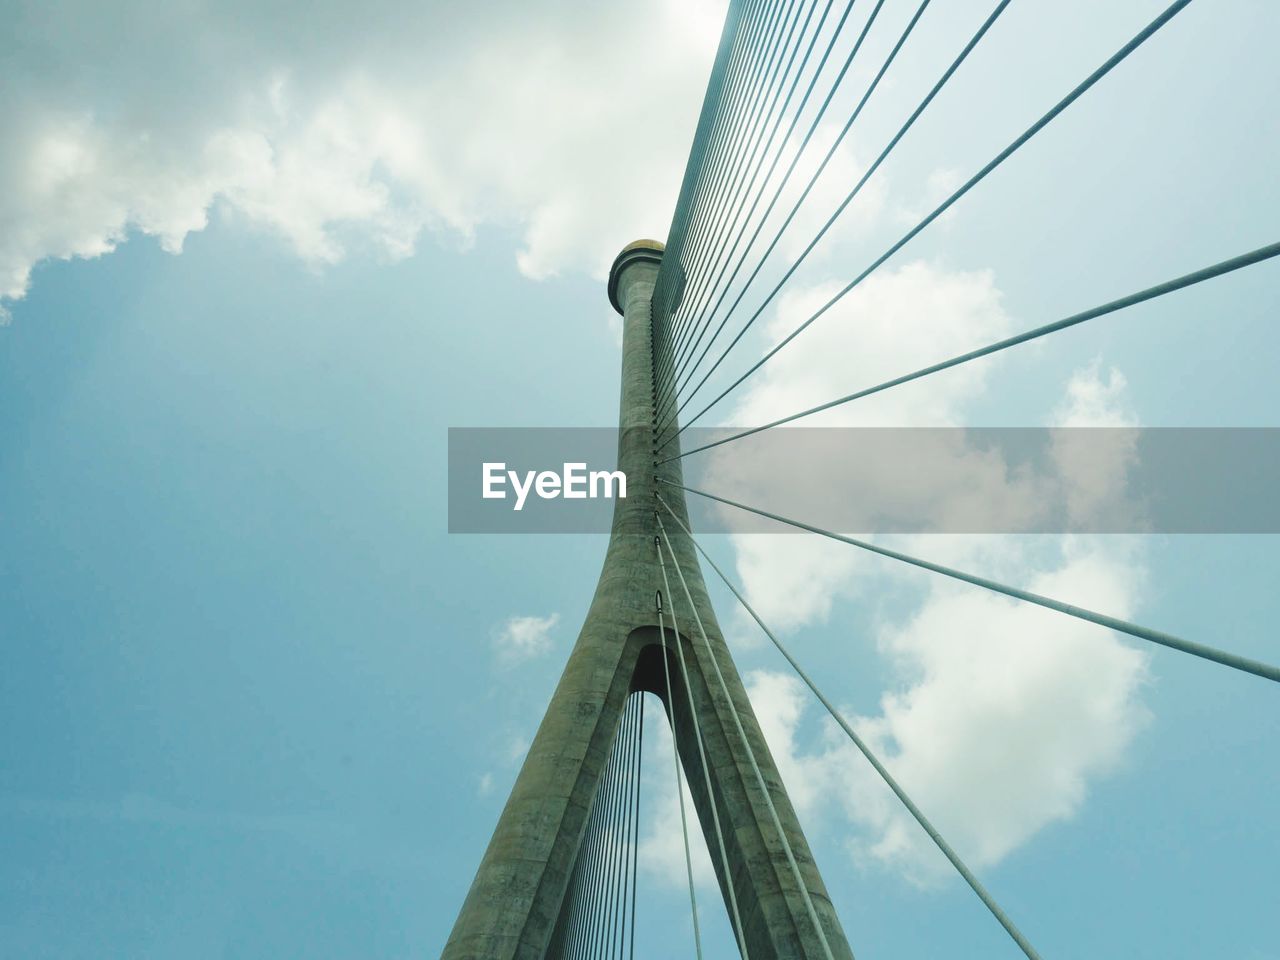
left=442, top=240, right=854, bottom=959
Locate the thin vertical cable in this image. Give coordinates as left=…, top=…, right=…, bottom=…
left=659, top=493, right=1045, bottom=960
left=615, top=694, right=641, bottom=959
left=595, top=700, right=633, bottom=960
left=657, top=519, right=837, bottom=960
left=627, top=695, right=645, bottom=960
left=656, top=542, right=752, bottom=960
left=657, top=593, right=705, bottom=960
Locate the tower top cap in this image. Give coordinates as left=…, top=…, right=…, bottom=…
left=607, top=239, right=665, bottom=314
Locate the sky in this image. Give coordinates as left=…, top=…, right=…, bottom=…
left=1, top=0, right=1278, bottom=957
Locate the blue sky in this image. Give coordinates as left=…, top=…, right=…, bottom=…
left=1, top=0, right=1277, bottom=957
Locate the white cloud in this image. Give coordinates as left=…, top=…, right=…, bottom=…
left=493, top=612, right=560, bottom=665
left=743, top=533, right=1151, bottom=886
left=893, top=165, right=965, bottom=227
left=742, top=668, right=826, bottom=817
left=505, top=734, right=533, bottom=764
left=1054, top=358, right=1137, bottom=429
left=852, top=536, right=1149, bottom=879
left=726, top=260, right=1015, bottom=429
left=1050, top=359, right=1142, bottom=529
left=766, top=126, right=890, bottom=267
left=0, top=0, right=726, bottom=311
left=725, top=533, right=871, bottom=634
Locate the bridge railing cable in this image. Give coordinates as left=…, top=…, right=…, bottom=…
left=661, top=0, right=807, bottom=374
left=662, top=0, right=933, bottom=420
left=655, top=0, right=764, bottom=332
left=656, top=0, right=886, bottom=402
left=659, top=0, right=895, bottom=411
left=660, top=0, right=849, bottom=399
left=661, top=0, right=794, bottom=334
left=663, top=0, right=1196, bottom=446
left=660, top=0, right=1013, bottom=435
left=652, top=0, right=753, bottom=347
left=663, top=0, right=828, bottom=390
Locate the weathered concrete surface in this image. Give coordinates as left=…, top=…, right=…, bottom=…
left=441, top=242, right=854, bottom=960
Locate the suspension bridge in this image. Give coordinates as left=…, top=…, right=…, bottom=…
left=444, top=0, right=1278, bottom=956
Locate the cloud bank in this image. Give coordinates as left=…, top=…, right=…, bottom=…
left=1, top=0, right=727, bottom=314
left=713, top=249, right=1153, bottom=883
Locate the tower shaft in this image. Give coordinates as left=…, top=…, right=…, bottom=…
left=443, top=242, right=853, bottom=960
